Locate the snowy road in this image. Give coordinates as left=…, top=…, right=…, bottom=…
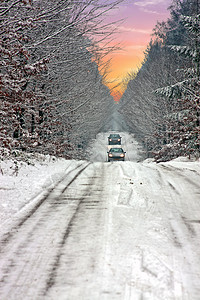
left=0, top=133, right=200, bottom=299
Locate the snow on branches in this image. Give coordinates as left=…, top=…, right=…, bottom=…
left=1, top=0, right=120, bottom=159
left=120, top=0, right=200, bottom=161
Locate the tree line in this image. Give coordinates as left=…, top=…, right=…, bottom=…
left=0, top=0, right=122, bottom=159
left=120, top=0, right=200, bottom=161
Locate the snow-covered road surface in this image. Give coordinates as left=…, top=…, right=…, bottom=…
left=0, top=132, right=200, bottom=299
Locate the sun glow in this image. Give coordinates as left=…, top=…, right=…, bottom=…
left=98, top=0, right=171, bottom=101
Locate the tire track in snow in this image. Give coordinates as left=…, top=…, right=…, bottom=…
left=0, top=162, right=90, bottom=250
left=43, top=171, right=95, bottom=293
left=181, top=216, right=196, bottom=237
left=44, top=197, right=88, bottom=293
left=44, top=163, right=107, bottom=298
left=118, top=162, right=186, bottom=298
left=143, top=162, right=200, bottom=297
left=145, top=164, right=185, bottom=249
left=0, top=162, right=92, bottom=299
left=159, top=163, right=200, bottom=189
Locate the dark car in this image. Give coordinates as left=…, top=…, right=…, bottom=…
left=108, top=133, right=121, bottom=145
left=107, top=148, right=126, bottom=162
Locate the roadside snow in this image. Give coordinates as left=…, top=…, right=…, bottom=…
left=0, top=155, right=80, bottom=226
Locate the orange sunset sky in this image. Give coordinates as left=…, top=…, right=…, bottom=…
left=101, top=0, right=172, bottom=100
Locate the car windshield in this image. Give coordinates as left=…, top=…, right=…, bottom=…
left=110, top=148, right=123, bottom=153
left=110, top=134, right=119, bottom=138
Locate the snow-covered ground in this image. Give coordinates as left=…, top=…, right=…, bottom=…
left=0, top=132, right=200, bottom=299
left=0, top=155, right=82, bottom=226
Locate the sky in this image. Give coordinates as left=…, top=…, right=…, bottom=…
left=103, top=0, right=172, bottom=100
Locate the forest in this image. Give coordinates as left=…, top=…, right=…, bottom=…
left=0, top=0, right=122, bottom=159
left=120, top=0, right=200, bottom=161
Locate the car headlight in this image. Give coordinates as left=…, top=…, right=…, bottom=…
left=108, top=153, right=113, bottom=157
left=120, top=153, right=125, bottom=157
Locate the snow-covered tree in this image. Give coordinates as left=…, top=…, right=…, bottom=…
left=155, top=1, right=200, bottom=160
left=0, top=0, right=121, bottom=158
left=0, top=0, right=47, bottom=153
left=120, top=0, right=200, bottom=161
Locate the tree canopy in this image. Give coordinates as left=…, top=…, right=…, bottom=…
left=120, top=0, right=200, bottom=161
left=0, top=0, right=122, bottom=158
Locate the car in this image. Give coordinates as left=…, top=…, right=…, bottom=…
left=107, top=147, right=126, bottom=162
left=108, top=133, right=121, bottom=145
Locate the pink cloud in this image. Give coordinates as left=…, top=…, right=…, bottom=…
left=118, top=25, right=152, bottom=35
left=134, top=0, right=166, bottom=7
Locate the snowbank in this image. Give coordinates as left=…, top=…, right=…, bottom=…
left=0, top=154, right=78, bottom=227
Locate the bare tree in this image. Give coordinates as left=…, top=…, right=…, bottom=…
left=0, top=0, right=123, bottom=158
